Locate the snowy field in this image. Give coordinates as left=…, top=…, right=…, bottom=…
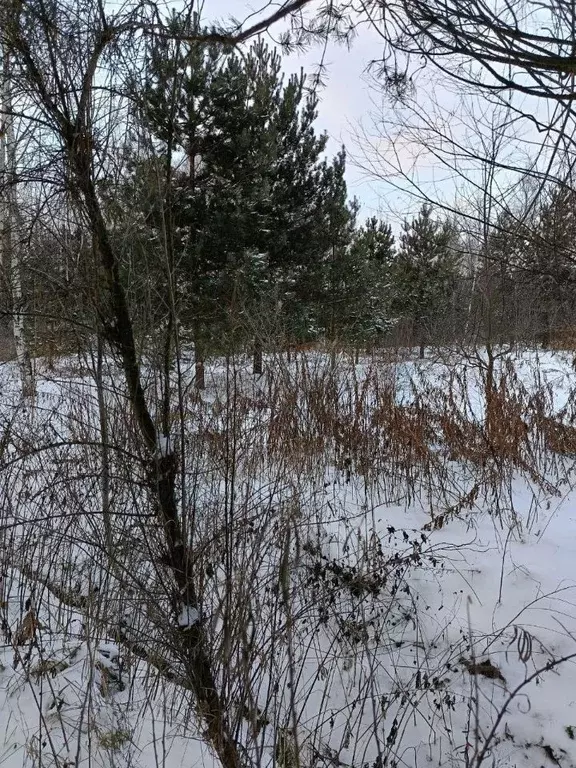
left=1, top=346, right=576, bottom=768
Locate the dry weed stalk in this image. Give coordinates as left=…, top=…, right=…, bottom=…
left=0, top=346, right=575, bottom=766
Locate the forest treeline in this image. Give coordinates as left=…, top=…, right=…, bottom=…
left=2, top=15, right=576, bottom=374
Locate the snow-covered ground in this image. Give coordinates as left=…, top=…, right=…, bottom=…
left=1, top=347, right=576, bottom=768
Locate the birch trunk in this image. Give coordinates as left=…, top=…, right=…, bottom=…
left=0, top=46, right=34, bottom=396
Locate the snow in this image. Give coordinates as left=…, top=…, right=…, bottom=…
left=157, top=433, right=173, bottom=457
left=178, top=605, right=200, bottom=628
left=1, top=347, right=576, bottom=767
left=97, top=641, right=120, bottom=661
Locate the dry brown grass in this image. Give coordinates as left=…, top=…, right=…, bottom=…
left=1, top=344, right=575, bottom=768
left=547, top=325, right=576, bottom=351
left=167, top=348, right=576, bottom=533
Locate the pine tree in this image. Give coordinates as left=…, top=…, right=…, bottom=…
left=124, top=15, right=349, bottom=361
left=392, top=204, right=458, bottom=357
left=320, top=213, right=396, bottom=347
left=528, top=185, right=576, bottom=345
left=314, top=150, right=357, bottom=346
left=351, top=216, right=396, bottom=342
left=482, top=208, right=527, bottom=344
left=360, top=217, right=395, bottom=266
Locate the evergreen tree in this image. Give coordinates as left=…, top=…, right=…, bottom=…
left=337, top=216, right=396, bottom=344
left=392, top=204, right=458, bottom=357
left=482, top=208, right=527, bottom=344
left=528, top=185, right=576, bottom=344
left=314, top=150, right=358, bottom=344
left=359, top=217, right=395, bottom=266
left=124, top=15, right=349, bottom=357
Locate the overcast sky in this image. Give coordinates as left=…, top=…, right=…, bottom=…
left=140, top=0, right=564, bottom=238
left=198, top=1, right=392, bottom=216
left=281, top=33, right=388, bottom=215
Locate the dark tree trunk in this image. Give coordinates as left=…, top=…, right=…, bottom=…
left=64, top=120, right=239, bottom=768
left=538, top=309, right=550, bottom=348
left=253, top=339, right=263, bottom=375
left=195, top=356, right=205, bottom=390
left=194, top=324, right=206, bottom=390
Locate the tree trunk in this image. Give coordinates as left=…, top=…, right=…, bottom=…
left=96, top=332, right=112, bottom=558
left=195, top=356, right=205, bottom=390
left=65, top=125, right=240, bottom=768
left=8, top=221, right=34, bottom=395
left=0, top=47, right=34, bottom=396
left=253, top=338, right=263, bottom=375
left=193, top=321, right=206, bottom=390
left=538, top=309, right=550, bottom=348
left=484, top=342, right=497, bottom=441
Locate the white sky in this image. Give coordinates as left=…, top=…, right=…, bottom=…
left=170, top=1, right=556, bottom=228
left=281, top=32, right=389, bottom=216
left=202, top=1, right=392, bottom=216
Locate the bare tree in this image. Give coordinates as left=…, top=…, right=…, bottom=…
left=0, top=1, right=360, bottom=764
left=0, top=42, right=33, bottom=396
left=3, top=2, right=576, bottom=767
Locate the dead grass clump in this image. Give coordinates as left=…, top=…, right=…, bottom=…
left=547, top=325, right=576, bottom=351
left=231, top=349, right=576, bottom=527
left=539, top=417, right=576, bottom=455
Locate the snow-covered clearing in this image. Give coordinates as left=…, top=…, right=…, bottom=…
left=1, top=346, right=576, bottom=768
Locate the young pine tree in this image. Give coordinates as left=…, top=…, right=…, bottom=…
left=529, top=185, right=576, bottom=345
left=392, top=204, right=458, bottom=357
left=127, top=14, right=346, bottom=364
left=349, top=216, right=396, bottom=344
